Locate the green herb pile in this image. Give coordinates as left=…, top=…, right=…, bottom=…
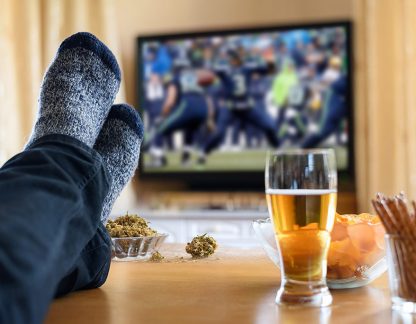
left=186, top=234, right=217, bottom=258
left=106, top=213, right=157, bottom=238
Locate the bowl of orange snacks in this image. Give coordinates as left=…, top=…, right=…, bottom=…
left=253, top=213, right=387, bottom=289
left=326, top=213, right=386, bottom=288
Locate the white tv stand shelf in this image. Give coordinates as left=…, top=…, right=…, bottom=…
left=126, top=209, right=269, bottom=247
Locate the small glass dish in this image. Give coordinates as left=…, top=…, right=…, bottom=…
left=111, top=233, right=168, bottom=261
left=253, top=218, right=387, bottom=289
left=385, top=234, right=416, bottom=313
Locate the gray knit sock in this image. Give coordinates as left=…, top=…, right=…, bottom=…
left=94, top=104, right=144, bottom=223
left=26, top=32, right=121, bottom=148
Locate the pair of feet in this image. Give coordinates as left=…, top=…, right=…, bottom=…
left=26, top=32, right=144, bottom=223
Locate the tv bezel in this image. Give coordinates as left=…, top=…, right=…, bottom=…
left=136, top=20, right=354, bottom=192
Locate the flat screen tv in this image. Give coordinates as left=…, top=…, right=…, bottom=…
left=137, top=21, right=353, bottom=190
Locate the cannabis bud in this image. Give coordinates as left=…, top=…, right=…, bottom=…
left=106, top=213, right=157, bottom=238
left=149, top=251, right=164, bottom=262
left=186, top=234, right=217, bottom=258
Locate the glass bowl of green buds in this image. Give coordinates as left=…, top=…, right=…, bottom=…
left=106, top=213, right=168, bottom=261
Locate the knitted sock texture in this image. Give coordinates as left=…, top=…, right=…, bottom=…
left=26, top=32, right=121, bottom=148
left=94, top=104, right=144, bottom=222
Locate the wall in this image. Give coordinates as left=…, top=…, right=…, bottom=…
left=353, top=0, right=416, bottom=211
left=114, top=0, right=356, bottom=212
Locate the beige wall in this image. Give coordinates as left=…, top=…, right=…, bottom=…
left=353, top=0, right=416, bottom=211
left=115, top=0, right=352, bottom=106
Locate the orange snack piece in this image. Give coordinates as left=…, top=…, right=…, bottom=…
left=347, top=223, right=375, bottom=252
left=373, top=223, right=386, bottom=250
left=327, top=212, right=385, bottom=280
left=331, top=213, right=348, bottom=241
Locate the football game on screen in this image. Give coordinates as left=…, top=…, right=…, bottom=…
left=140, top=25, right=349, bottom=173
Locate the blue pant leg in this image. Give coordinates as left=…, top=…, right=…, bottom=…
left=245, top=124, right=261, bottom=147
left=184, top=125, right=200, bottom=147
left=54, top=222, right=111, bottom=297
left=164, top=135, right=174, bottom=150
left=276, top=106, right=287, bottom=130
left=0, top=134, right=110, bottom=324
left=147, top=103, right=165, bottom=148
left=203, top=108, right=232, bottom=154
left=144, top=102, right=190, bottom=150
left=243, top=108, right=279, bottom=147
left=232, top=119, right=242, bottom=145
left=157, top=96, right=208, bottom=148
left=158, top=101, right=196, bottom=136
left=245, top=102, right=264, bottom=146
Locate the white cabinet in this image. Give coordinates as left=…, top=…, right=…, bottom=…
left=138, top=210, right=268, bottom=248
left=146, top=219, right=187, bottom=243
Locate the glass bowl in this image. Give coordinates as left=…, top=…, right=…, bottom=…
left=253, top=218, right=387, bottom=289
left=111, top=233, right=168, bottom=261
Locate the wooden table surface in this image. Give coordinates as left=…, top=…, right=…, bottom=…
left=45, top=244, right=411, bottom=324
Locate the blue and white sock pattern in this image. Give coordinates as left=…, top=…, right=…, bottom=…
left=26, top=32, right=121, bottom=148
left=94, top=104, right=144, bottom=223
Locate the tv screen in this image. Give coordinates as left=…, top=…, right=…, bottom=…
left=137, top=22, right=353, bottom=180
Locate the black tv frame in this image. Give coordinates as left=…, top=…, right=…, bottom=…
left=136, top=20, right=354, bottom=192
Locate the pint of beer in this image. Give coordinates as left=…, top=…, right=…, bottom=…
left=265, top=150, right=337, bottom=307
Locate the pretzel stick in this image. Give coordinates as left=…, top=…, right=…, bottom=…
left=396, top=197, right=416, bottom=241
left=372, top=200, right=394, bottom=233
left=377, top=194, right=401, bottom=232
left=397, top=195, right=416, bottom=299
left=373, top=193, right=416, bottom=301
left=373, top=199, right=399, bottom=233
left=385, top=197, right=416, bottom=287
left=372, top=199, right=416, bottom=293
left=383, top=198, right=404, bottom=233
left=411, top=200, right=416, bottom=228
left=396, top=240, right=410, bottom=299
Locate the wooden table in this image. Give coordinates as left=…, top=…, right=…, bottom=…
left=45, top=245, right=411, bottom=324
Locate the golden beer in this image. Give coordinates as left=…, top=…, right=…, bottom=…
left=266, top=189, right=337, bottom=281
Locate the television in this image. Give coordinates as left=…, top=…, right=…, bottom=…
left=137, top=21, right=354, bottom=190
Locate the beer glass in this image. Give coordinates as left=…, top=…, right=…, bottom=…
left=265, top=149, right=337, bottom=307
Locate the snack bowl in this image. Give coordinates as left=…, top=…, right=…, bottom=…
left=111, top=233, right=168, bottom=261
left=253, top=216, right=387, bottom=289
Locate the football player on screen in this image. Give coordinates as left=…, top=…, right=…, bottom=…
left=301, top=74, right=348, bottom=148
left=143, top=72, right=174, bottom=152
left=197, top=50, right=280, bottom=164
left=143, top=58, right=215, bottom=167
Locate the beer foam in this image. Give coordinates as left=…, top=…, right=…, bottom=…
left=265, top=189, right=337, bottom=195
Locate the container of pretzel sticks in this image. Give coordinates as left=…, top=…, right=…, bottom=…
left=372, top=193, right=416, bottom=313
